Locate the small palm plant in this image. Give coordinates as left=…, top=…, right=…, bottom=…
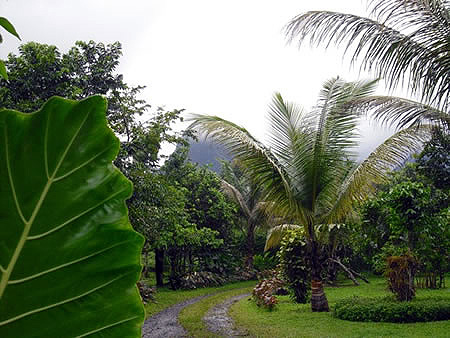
left=189, top=77, right=430, bottom=311
left=219, top=161, right=269, bottom=268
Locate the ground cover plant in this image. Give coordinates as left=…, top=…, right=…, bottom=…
left=230, top=276, right=450, bottom=338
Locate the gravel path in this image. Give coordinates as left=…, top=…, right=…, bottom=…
left=142, top=294, right=212, bottom=338
left=203, top=293, right=251, bottom=337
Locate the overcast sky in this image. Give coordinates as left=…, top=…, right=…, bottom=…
left=1, top=0, right=397, bottom=159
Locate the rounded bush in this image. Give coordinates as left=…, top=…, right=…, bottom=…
left=333, top=296, right=450, bottom=323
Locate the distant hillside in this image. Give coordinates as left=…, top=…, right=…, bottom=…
left=188, top=139, right=232, bottom=173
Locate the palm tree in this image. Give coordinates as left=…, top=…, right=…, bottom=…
left=220, top=173, right=267, bottom=268
left=285, top=0, right=450, bottom=128
left=189, top=77, right=430, bottom=311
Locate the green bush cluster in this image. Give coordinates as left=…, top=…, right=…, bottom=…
left=278, top=230, right=310, bottom=303
left=253, top=252, right=278, bottom=272
left=333, top=296, right=450, bottom=323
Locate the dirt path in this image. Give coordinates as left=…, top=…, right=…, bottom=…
left=203, top=293, right=251, bottom=337
left=142, top=294, right=212, bottom=338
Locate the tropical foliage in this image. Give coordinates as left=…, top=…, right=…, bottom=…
left=356, top=131, right=449, bottom=288
left=286, top=0, right=450, bottom=128
left=219, top=160, right=271, bottom=267
left=277, top=229, right=311, bottom=303
left=189, top=77, right=430, bottom=311
left=0, top=96, right=144, bottom=337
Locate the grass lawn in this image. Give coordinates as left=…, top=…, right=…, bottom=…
left=178, top=283, right=254, bottom=337
left=144, top=279, right=255, bottom=318
left=230, top=277, right=450, bottom=338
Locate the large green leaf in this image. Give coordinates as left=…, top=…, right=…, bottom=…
left=0, top=96, right=144, bottom=337
left=0, top=17, right=20, bottom=40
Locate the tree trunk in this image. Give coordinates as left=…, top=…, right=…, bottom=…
left=141, top=243, right=150, bottom=278
left=309, top=238, right=329, bottom=312
left=155, top=248, right=164, bottom=287
left=311, top=280, right=329, bottom=312
left=245, top=222, right=256, bottom=268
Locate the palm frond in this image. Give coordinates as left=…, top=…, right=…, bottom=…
left=286, top=0, right=450, bottom=108
left=264, top=224, right=302, bottom=251
left=323, top=124, right=432, bottom=224
left=309, top=78, right=377, bottom=215
left=346, top=95, right=450, bottom=129
left=220, top=179, right=251, bottom=218
left=188, top=115, right=295, bottom=218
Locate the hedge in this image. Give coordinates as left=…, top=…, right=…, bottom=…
left=333, top=296, right=450, bottom=323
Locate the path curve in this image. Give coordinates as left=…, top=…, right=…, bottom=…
left=142, top=294, right=211, bottom=338
left=203, top=293, right=251, bottom=337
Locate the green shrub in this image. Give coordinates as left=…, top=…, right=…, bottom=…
left=278, top=230, right=310, bottom=303
left=333, top=296, right=450, bottom=323
left=253, top=252, right=278, bottom=272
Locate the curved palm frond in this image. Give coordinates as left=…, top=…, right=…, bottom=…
left=264, top=224, right=302, bottom=251
left=220, top=179, right=251, bottom=218
left=346, top=95, right=450, bottom=129
left=309, top=78, right=377, bottom=218
left=323, top=124, right=432, bottom=224
left=188, top=114, right=296, bottom=219
left=286, top=0, right=450, bottom=109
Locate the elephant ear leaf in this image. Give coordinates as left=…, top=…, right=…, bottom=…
left=0, top=96, right=144, bottom=337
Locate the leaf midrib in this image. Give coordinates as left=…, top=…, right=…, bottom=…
left=0, top=109, right=90, bottom=300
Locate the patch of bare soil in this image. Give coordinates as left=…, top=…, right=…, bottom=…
left=203, top=293, right=251, bottom=337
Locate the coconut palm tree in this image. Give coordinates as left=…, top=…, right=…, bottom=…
left=286, top=0, right=450, bottom=129
left=220, top=174, right=267, bottom=268
left=189, top=77, right=430, bottom=311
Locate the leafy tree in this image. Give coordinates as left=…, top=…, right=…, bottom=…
left=357, top=145, right=449, bottom=288
left=0, top=41, right=134, bottom=114
left=189, top=78, right=429, bottom=312
left=161, top=145, right=240, bottom=276
left=128, top=171, right=188, bottom=286
left=286, top=0, right=450, bottom=128
left=0, top=41, right=201, bottom=289
left=163, top=145, right=237, bottom=243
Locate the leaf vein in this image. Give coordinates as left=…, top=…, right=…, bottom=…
left=53, top=147, right=111, bottom=182
left=4, top=125, right=27, bottom=225
left=7, top=240, right=132, bottom=285
left=0, top=274, right=128, bottom=326
left=27, top=188, right=128, bottom=240
left=75, top=316, right=139, bottom=338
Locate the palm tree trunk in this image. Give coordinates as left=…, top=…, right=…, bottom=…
left=245, top=222, right=256, bottom=268
left=309, top=238, right=329, bottom=312
left=311, top=280, right=329, bottom=311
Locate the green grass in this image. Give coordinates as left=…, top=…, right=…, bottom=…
left=144, top=280, right=255, bottom=318
left=230, top=277, right=450, bottom=338
left=178, top=282, right=254, bottom=337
